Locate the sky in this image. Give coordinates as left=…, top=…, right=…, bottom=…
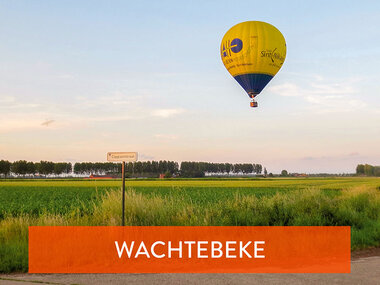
left=0, top=0, right=379, bottom=173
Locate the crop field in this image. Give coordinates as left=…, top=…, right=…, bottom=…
left=0, top=177, right=380, bottom=272
left=1, top=177, right=379, bottom=217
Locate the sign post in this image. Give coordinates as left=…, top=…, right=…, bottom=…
left=107, top=152, right=138, bottom=226
left=121, top=161, right=125, bottom=226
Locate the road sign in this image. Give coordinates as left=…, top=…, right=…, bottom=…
left=107, top=152, right=138, bottom=226
left=107, top=152, right=138, bottom=162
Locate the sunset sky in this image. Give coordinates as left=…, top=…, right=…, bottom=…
left=1, top=0, right=379, bottom=173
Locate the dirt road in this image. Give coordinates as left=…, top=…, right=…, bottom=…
left=1, top=256, right=379, bottom=285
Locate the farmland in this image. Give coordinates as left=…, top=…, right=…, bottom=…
left=1, top=177, right=379, bottom=217
left=0, top=177, right=380, bottom=272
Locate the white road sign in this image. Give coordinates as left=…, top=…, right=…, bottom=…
left=107, top=152, right=138, bottom=162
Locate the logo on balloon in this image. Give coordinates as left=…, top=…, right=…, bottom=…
left=221, top=38, right=243, bottom=58
left=261, top=48, right=285, bottom=66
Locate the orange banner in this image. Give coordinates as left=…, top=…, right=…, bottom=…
left=29, top=226, right=350, bottom=273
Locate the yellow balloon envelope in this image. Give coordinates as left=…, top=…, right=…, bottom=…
left=221, top=21, right=286, bottom=107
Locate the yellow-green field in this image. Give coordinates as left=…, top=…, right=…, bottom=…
left=1, top=177, right=379, bottom=217
left=0, top=177, right=380, bottom=272
left=2, top=176, right=379, bottom=188
left=0, top=177, right=378, bottom=216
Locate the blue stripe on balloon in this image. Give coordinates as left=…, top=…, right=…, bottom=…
left=233, top=73, right=273, bottom=97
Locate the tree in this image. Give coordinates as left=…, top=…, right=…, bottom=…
left=280, top=170, right=288, bottom=177
left=355, top=163, right=380, bottom=177
left=174, top=162, right=179, bottom=174
left=54, top=163, right=67, bottom=175
left=11, top=160, right=29, bottom=176
left=0, top=160, right=11, bottom=177
left=143, top=161, right=152, bottom=173
left=74, top=162, right=83, bottom=174
left=225, top=163, right=233, bottom=174
left=364, top=164, right=374, bottom=176
left=134, top=161, right=143, bottom=174
left=233, top=163, right=242, bottom=174
left=151, top=161, right=159, bottom=174
left=242, top=164, right=253, bottom=174
left=65, top=163, right=73, bottom=174
left=180, top=161, right=205, bottom=178
left=356, top=164, right=365, bottom=175
left=374, top=166, right=380, bottom=177
left=26, top=162, right=36, bottom=176
left=164, top=171, right=172, bottom=178
left=264, top=167, right=268, bottom=177
left=37, top=161, right=55, bottom=175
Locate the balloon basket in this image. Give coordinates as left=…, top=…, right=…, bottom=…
left=250, top=100, right=258, bottom=108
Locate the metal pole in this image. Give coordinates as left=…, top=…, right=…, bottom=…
left=122, top=161, right=125, bottom=226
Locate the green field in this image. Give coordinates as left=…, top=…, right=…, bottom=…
left=1, top=177, right=379, bottom=217
left=0, top=177, right=380, bottom=272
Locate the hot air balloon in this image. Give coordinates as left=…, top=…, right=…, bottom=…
left=221, top=21, right=286, bottom=108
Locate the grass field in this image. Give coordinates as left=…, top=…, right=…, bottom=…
left=0, top=177, right=380, bottom=272
left=1, top=177, right=379, bottom=217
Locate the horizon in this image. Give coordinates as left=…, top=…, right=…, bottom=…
left=1, top=0, right=379, bottom=174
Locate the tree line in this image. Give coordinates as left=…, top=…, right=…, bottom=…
left=356, top=164, right=380, bottom=176
left=74, top=161, right=179, bottom=176
left=0, top=159, right=264, bottom=178
left=180, top=161, right=263, bottom=177
left=0, top=160, right=72, bottom=177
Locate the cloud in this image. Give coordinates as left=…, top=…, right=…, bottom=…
left=0, top=95, right=41, bottom=110
left=304, top=95, right=367, bottom=113
left=154, top=134, right=178, bottom=140
left=267, top=76, right=368, bottom=113
left=0, top=107, right=186, bottom=134
left=0, top=118, right=47, bottom=133
left=0, top=96, right=15, bottom=103
left=267, top=83, right=302, bottom=97
left=268, top=80, right=355, bottom=98
left=0, top=90, right=187, bottom=134
left=74, top=91, right=137, bottom=109
left=301, top=152, right=363, bottom=161
left=72, top=92, right=185, bottom=121
left=81, top=114, right=134, bottom=123
left=71, top=108, right=185, bottom=124
left=57, top=74, right=74, bottom=79
left=151, top=108, right=185, bottom=118
left=310, top=82, right=354, bottom=95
